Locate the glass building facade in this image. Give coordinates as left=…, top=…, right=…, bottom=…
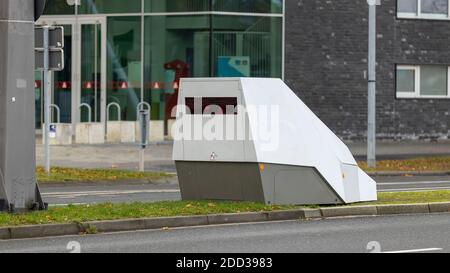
left=36, top=0, right=284, bottom=130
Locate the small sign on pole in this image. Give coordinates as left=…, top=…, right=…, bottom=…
left=35, top=27, right=64, bottom=49
left=49, top=125, right=57, bottom=139
left=35, top=26, right=65, bottom=71
left=35, top=25, right=65, bottom=173
left=35, top=49, right=64, bottom=71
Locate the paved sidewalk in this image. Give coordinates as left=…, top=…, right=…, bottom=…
left=36, top=142, right=175, bottom=172
left=36, top=140, right=450, bottom=171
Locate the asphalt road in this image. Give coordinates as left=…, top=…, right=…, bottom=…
left=41, top=183, right=181, bottom=205
left=376, top=175, right=450, bottom=192
left=0, top=214, right=448, bottom=253
left=40, top=176, right=450, bottom=206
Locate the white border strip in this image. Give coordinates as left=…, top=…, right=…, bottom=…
left=383, top=248, right=443, bottom=253
left=40, top=11, right=283, bottom=18
left=0, top=19, right=34, bottom=24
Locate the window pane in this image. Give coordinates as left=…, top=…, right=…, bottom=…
left=44, top=0, right=75, bottom=15
left=397, top=69, right=415, bottom=93
left=144, top=0, right=283, bottom=13
left=212, top=16, right=282, bottom=78
left=397, top=0, right=418, bottom=13
left=145, top=0, right=210, bottom=12
left=35, top=71, right=43, bottom=129
left=144, top=15, right=211, bottom=121
left=79, top=0, right=141, bottom=14
left=213, top=0, right=283, bottom=13
left=420, top=65, right=448, bottom=96
left=185, top=97, right=238, bottom=115
left=107, top=17, right=142, bottom=121
left=80, top=24, right=101, bottom=123
left=421, top=0, right=448, bottom=15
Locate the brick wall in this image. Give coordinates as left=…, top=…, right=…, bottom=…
left=285, top=0, right=450, bottom=141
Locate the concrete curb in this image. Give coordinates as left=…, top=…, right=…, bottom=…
left=1, top=202, right=449, bottom=240
left=320, top=206, right=377, bottom=217
left=429, top=202, right=450, bottom=213
left=376, top=203, right=430, bottom=215
left=6, top=223, right=80, bottom=240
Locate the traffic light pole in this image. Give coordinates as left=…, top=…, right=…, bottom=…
left=0, top=0, right=46, bottom=212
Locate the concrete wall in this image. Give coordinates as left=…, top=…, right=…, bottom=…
left=75, top=123, right=105, bottom=144
left=285, top=0, right=450, bottom=141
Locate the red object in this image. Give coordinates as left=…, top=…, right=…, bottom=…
left=84, top=81, right=93, bottom=89
left=35, top=80, right=41, bottom=89
left=59, top=81, right=71, bottom=89
left=153, top=82, right=161, bottom=89
left=119, top=81, right=128, bottom=89
left=164, top=60, right=189, bottom=120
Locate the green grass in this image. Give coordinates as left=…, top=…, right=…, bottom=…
left=0, top=201, right=295, bottom=227
left=359, top=156, right=450, bottom=173
left=36, top=167, right=173, bottom=183
left=365, top=190, right=450, bottom=205
left=0, top=190, right=449, bottom=228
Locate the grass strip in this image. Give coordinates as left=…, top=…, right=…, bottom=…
left=1, top=190, right=449, bottom=227
left=36, top=167, right=172, bottom=183
left=359, top=156, right=450, bottom=172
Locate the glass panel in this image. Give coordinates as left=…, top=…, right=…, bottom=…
left=396, top=69, right=415, bottom=93
left=80, top=24, right=101, bottom=122
left=185, top=97, right=238, bottom=115
left=35, top=71, right=43, bottom=129
left=213, top=0, right=283, bottom=13
left=44, top=0, right=75, bottom=15
left=79, top=0, right=141, bottom=14
left=397, top=0, right=418, bottom=13
left=107, top=17, right=142, bottom=121
left=145, top=0, right=210, bottom=12
left=144, top=15, right=210, bottom=121
left=420, top=65, right=448, bottom=96
left=53, top=25, right=73, bottom=123
left=421, top=0, right=448, bottom=15
left=144, top=0, right=283, bottom=13
left=212, top=16, right=282, bottom=78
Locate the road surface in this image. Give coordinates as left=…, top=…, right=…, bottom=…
left=0, top=214, right=448, bottom=253
left=40, top=176, right=450, bottom=206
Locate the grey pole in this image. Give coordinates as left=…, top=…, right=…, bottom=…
left=367, top=0, right=377, bottom=168
left=43, top=25, right=51, bottom=173
left=0, top=0, right=44, bottom=211
left=139, top=109, right=150, bottom=172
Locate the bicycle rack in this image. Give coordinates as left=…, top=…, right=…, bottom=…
left=78, top=103, right=92, bottom=123
left=49, top=104, right=61, bottom=124
left=136, top=102, right=151, bottom=121
left=107, top=102, right=121, bottom=122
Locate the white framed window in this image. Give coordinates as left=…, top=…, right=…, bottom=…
left=396, top=65, right=420, bottom=98
left=396, top=65, right=450, bottom=98
left=398, top=0, right=450, bottom=20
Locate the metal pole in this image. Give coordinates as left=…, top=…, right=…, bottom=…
left=43, top=26, right=51, bottom=174
left=367, top=1, right=377, bottom=168
left=139, top=149, right=145, bottom=172
left=139, top=109, right=150, bottom=172
left=0, top=0, right=45, bottom=211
